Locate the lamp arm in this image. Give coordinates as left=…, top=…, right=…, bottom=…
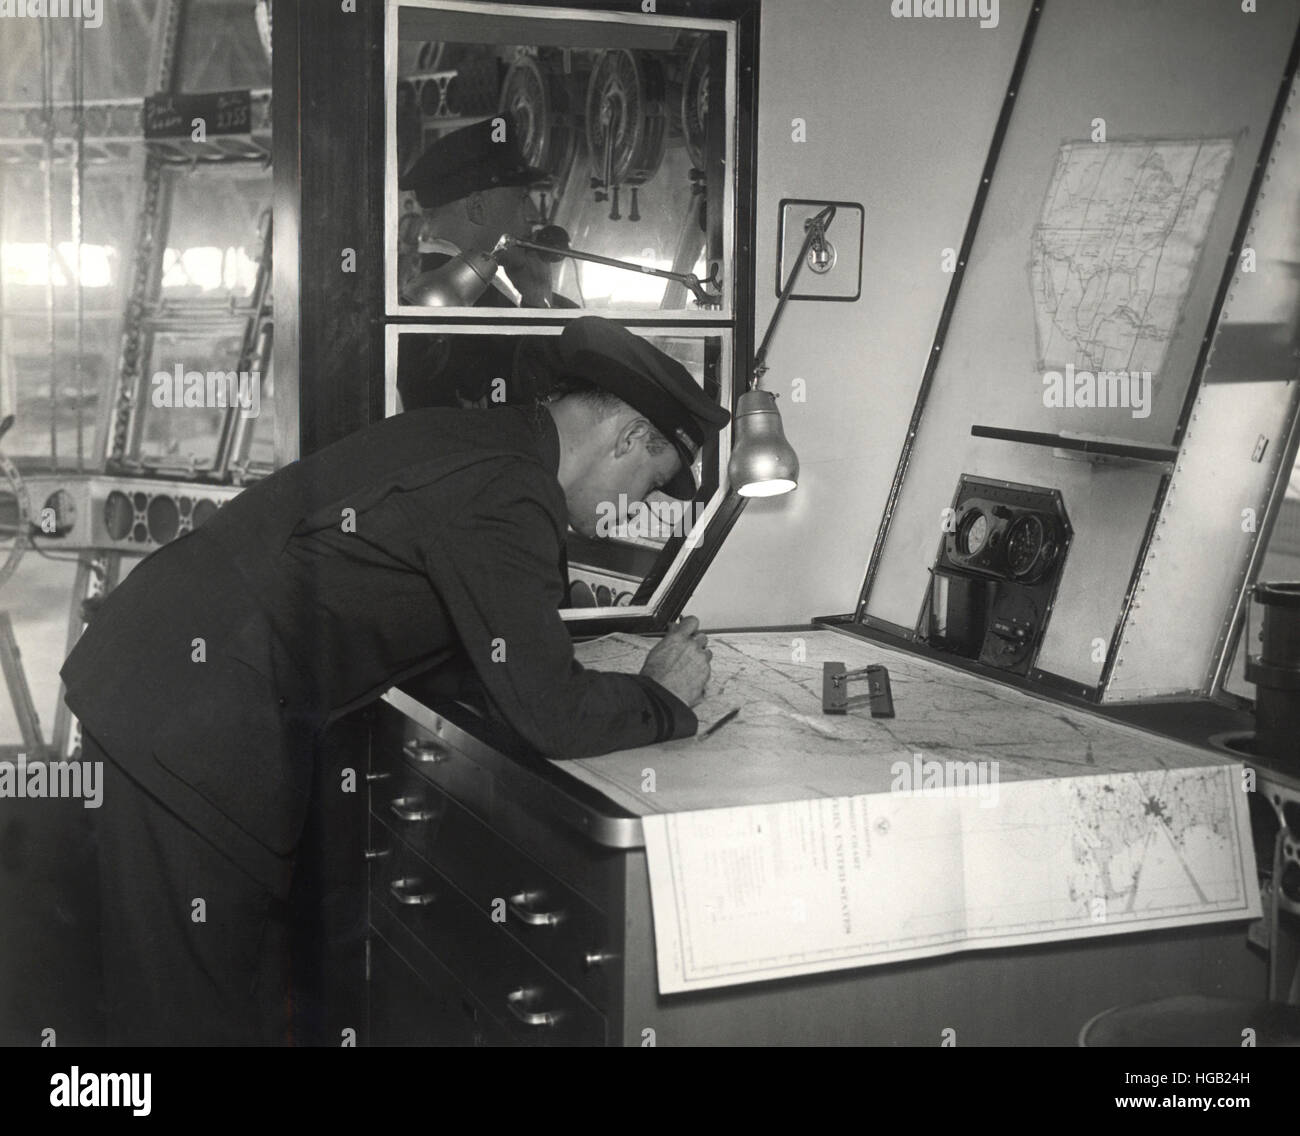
left=495, top=235, right=722, bottom=307
left=751, top=204, right=836, bottom=390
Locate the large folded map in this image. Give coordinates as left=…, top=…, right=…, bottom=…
left=568, top=630, right=1260, bottom=993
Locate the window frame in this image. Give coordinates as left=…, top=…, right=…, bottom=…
left=380, top=0, right=760, bottom=635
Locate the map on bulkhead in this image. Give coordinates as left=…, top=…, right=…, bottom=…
left=1031, top=140, right=1234, bottom=376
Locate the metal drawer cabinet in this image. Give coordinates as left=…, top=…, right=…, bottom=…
left=372, top=699, right=628, bottom=905
left=371, top=761, right=616, bottom=1009
left=369, top=820, right=607, bottom=1046
left=369, top=904, right=516, bottom=1047
left=368, top=917, right=493, bottom=1046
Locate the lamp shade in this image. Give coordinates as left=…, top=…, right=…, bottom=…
left=727, top=389, right=799, bottom=497
left=403, top=249, right=499, bottom=306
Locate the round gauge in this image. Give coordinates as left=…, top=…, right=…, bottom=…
left=40, top=489, right=77, bottom=538
left=498, top=55, right=578, bottom=188
left=957, top=510, right=989, bottom=557
left=585, top=50, right=667, bottom=188
left=681, top=34, right=711, bottom=170
left=1006, top=514, right=1046, bottom=578
left=147, top=494, right=180, bottom=545
left=104, top=490, right=133, bottom=540
left=192, top=499, right=219, bottom=529
left=566, top=580, right=597, bottom=608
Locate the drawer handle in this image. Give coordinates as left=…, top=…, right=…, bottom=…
left=365, top=770, right=392, bottom=783
left=402, top=738, right=450, bottom=764
left=363, top=847, right=391, bottom=861
left=389, top=877, right=437, bottom=906
left=505, top=987, right=565, bottom=1028
left=389, top=796, right=441, bottom=823
left=507, top=891, right=566, bottom=927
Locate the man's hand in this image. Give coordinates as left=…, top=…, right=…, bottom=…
left=640, top=615, right=712, bottom=708
left=501, top=248, right=556, bottom=308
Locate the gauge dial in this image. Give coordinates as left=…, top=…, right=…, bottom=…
left=957, top=510, right=989, bottom=556
left=1006, top=515, right=1045, bottom=578
left=566, top=580, right=597, bottom=608
left=681, top=34, right=711, bottom=170
left=585, top=50, right=667, bottom=187
left=499, top=55, right=578, bottom=188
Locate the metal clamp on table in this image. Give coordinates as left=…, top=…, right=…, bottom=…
left=822, top=661, right=895, bottom=717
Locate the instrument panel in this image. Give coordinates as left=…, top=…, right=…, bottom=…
left=924, top=477, right=1072, bottom=676
left=948, top=497, right=1064, bottom=584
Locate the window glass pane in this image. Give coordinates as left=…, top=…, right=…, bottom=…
left=175, top=0, right=272, bottom=94
left=241, top=346, right=275, bottom=474
left=0, top=0, right=167, bottom=102
left=1, top=150, right=145, bottom=463
left=555, top=145, right=707, bottom=310
left=390, top=326, right=728, bottom=615
left=160, top=163, right=270, bottom=303
left=133, top=324, right=250, bottom=472
left=395, top=16, right=727, bottom=314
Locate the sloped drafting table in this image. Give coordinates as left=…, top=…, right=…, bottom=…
left=565, top=629, right=1260, bottom=994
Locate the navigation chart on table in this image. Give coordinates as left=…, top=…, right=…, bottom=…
left=567, top=631, right=1260, bottom=993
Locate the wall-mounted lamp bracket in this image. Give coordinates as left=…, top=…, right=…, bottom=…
left=777, top=199, right=863, bottom=301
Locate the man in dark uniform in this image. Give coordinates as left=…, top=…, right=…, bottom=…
left=397, top=114, right=573, bottom=410
left=61, top=316, right=728, bottom=1046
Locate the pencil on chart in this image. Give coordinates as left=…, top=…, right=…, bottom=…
left=699, top=708, right=741, bottom=740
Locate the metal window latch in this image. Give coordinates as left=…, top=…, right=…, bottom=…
left=822, top=662, right=895, bottom=718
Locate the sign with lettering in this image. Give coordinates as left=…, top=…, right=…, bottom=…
left=143, top=90, right=252, bottom=139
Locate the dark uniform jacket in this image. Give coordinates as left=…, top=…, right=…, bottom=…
left=61, top=405, right=695, bottom=898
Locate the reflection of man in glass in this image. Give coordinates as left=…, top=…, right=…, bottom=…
left=397, top=115, right=570, bottom=410
left=399, top=115, right=553, bottom=307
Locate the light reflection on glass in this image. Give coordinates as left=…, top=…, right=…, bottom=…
left=2, top=243, right=262, bottom=293
left=2, top=243, right=116, bottom=289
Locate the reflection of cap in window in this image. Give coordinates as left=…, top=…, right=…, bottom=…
left=399, top=115, right=548, bottom=210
